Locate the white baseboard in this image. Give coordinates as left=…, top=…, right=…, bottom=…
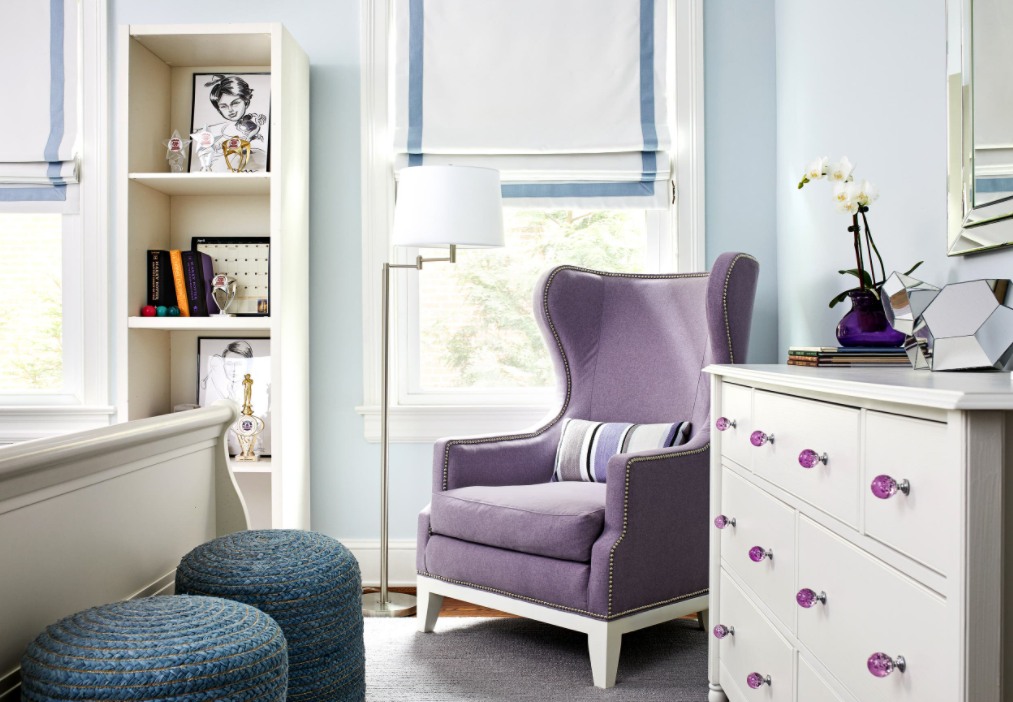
left=344, top=539, right=418, bottom=587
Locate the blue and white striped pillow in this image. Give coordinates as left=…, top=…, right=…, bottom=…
left=552, top=418, right=692, bottom=483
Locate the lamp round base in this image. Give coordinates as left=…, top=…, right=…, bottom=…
left=362, top=590, right=417, bottom=617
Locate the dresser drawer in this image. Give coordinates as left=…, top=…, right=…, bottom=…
left=719, top=469, right=795, bottom=628
left=798, top=656, right=847, bottom=702
left=717, top=571, right=793, bottom=702
left=796, top=517, right=957, bottom=702
left=751, top=390, right=861, bottom=527
left=864, top=412, right=957, bottom=575
left=718, top=382, right=753, bottom=469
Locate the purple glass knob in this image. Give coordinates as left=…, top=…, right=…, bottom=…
left=748, top=546, right=772, bottom=562
left=714, top=514, right=736, bottom=529
left=750, top=430, right=772, bottom=447
left=715, top=416, right=736, bottom=431
left=746, top=672, right=771, bottom=689
left=712, top=624, right=734, bottom=639
left=796, top=588, right=827, bottom=608
left=867, top=652, right=906, bottom=678
left=798, top=449, right=828, bottom=469
left=871, top=474, right=911, bottom=499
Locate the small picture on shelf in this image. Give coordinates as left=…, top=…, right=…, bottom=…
left=192, top=237, right=269, bottom=316
left=189, top=72, right=271, bottom=173
left=198, top=336, right=271, bottom=456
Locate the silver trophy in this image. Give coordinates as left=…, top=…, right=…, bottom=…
left=211, top=273, right=237, bottom=317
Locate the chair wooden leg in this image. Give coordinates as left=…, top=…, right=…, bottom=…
left=416, top=583, right=444, bottom=633
left=588, top=624, right=622, bottom=688
left=697, top=609, right=709, bottom=631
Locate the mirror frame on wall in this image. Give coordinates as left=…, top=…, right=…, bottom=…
left=948, top=0, right=1013, bottom=255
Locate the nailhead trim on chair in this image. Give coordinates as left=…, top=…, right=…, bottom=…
left=720, top=253, right=757, bottom=364
left=417, top=570, right=707, bottom=621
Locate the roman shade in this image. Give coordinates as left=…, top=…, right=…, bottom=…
left=393, top=0, right=671, bottom=209
left=0, top=0, right=79, bottom=209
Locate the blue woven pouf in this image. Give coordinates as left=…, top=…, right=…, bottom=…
left=20, top=595, right=287, bottom=701
left=176, top=529, right=365, bottom=702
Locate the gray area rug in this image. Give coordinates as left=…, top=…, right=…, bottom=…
left=364, top=617, right=708, bottom=701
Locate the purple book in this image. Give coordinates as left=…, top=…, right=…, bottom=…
left=198, top=251, right=216, bottom=314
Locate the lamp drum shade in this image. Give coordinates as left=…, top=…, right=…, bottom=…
left=392, top=165, right=505, bottom=248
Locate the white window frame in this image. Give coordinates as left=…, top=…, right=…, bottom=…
left=0, top=0, right=113, bottom=443
left=357, top=0, right=704, bottom=442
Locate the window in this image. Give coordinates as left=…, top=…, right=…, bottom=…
left=0, top=0, right=111, bottom=442
left=359, top=0, right=703, bottom=441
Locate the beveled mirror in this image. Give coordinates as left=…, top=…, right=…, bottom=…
left=947, top=0, right=1013, bottom=255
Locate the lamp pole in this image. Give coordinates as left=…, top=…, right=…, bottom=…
left=362, top=247, right=456, bottom=617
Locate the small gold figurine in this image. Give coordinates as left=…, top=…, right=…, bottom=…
left=232, top=373, right=265, bottom=462
left=222, top=136, right=252, bottom=172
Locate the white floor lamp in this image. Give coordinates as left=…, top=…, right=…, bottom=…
left=362, top=165, right=504, bottom=617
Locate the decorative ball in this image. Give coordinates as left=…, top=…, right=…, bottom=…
left=141, top=305, right=156, bottom=317
left=168, top=306, right=181, bottom=316
left=156, top=305, right=168, bottom=316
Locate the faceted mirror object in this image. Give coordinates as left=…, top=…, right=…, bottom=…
left=881, top=272, right=940, bottom=335
left=905, top=317, right=934, bottom=370
left=916, top=279, right=1013, bottom=370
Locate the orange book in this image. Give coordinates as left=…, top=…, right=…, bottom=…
left=168, top=249, right=190, bottom=317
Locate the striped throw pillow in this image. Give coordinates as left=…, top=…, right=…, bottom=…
left=552, top=418, right=692, bottom=483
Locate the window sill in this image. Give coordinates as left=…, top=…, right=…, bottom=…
left=354, top=403, right=555, bottom=443
left=0, top=405, right=116, bottom=444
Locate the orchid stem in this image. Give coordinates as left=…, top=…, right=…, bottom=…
left=861, top=209, right=887, bottom=284
left=851, top=215, right=866, bottom=291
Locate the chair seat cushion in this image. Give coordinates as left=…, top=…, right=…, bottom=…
left=430, top=482, right=607, bottom=562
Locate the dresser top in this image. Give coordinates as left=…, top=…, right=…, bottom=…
left=705, top=363, right=1013, bottom=410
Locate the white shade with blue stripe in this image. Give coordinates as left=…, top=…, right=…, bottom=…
left=0, top=0, right=79, bottom=209
left=393, top=0, right=671, bottom=209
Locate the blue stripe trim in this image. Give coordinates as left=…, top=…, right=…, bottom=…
left=0, top=185, right=67, bottom=201
left=45, top=0, right=66, bottom=181
left=641, top=151, right=657, bottom=181
left=640, top=0, right=658, bottom=151
left=407, top=0, right=425, bottom=155
left=502, top=181, right=656, bottom=199
left=976, top=177, right=1013, bottom=193
left=408, top=153, right=424, bottom=167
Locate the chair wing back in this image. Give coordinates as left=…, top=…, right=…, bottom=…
left=534, top=252, right=758, bottom=432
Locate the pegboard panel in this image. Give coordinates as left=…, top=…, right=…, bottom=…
left=192, top=237, right=269, bottom=315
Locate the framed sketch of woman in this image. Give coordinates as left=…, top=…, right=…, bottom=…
left=189, top=72, right=271, bottom=173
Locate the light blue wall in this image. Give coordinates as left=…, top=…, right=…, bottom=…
left=704, top=0, right=778, bottom=363
left=774, top=0, right=1013, bottom=356
left=109, top=1, right=780, bottom=544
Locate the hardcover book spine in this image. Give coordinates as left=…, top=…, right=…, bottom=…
left=147, top=250, right=160, bottom=306
left=181, top=251, right=208, bottom=316
left=197, top=251, right=216, bottom=314
left=169, top=249, right=190, bottom=317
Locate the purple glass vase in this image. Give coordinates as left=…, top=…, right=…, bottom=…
left=836, top=288, right=905, bottom=348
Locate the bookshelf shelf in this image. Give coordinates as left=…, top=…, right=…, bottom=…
left=116, top=23, right=309, bottom=531
left=127, top=316, right=271, bottom=331
left=129, top=172, right=271, bottom=196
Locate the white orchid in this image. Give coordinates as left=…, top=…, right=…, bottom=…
left=833, top=182, right=859, bottom=214
left=804, top=156, right=829, bottom=182
left=853, top=179, right=879, bottom=206
left=828, top=156, right=855, bottom=183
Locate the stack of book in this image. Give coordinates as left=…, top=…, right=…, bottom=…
left=147, top=249, right=216, bottom=317
left=787, top=346, right=910, bottom=368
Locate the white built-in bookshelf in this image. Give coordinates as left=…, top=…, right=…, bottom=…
left=115, top=24, right=309, bottom=530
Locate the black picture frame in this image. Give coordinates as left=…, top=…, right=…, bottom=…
left=189, top=72, right=271, bottom=173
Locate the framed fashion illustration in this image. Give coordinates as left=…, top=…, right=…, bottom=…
left=197, top=337, right=271, bottom=455
left=189, top=72, right=271, bottom=173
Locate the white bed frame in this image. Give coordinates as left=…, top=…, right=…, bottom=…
left=0, top=402, right=248, bottom=700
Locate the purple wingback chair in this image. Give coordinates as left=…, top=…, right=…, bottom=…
left=416, top=252, right=759, bottom=688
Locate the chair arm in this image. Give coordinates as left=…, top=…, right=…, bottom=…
left=588, top=433, right=711, bottom=617
left=433, top=424, right=562, bottom=492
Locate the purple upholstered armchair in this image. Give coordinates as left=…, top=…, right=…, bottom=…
left=416, top=252, right=759, bottom=688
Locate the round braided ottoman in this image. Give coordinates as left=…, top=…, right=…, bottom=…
left=176, top=529, right=365, bottom=702
left=20, top=595, right=287, bottom=701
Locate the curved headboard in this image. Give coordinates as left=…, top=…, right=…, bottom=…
left=0, top=403, right=247, bottom=698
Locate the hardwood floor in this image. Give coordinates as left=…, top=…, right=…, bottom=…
left=383, top=587, right=516, bottom=617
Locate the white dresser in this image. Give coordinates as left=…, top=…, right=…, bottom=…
left=705, top=364, right=1012, bottom=702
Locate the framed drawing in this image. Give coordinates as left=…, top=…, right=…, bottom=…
left=189, top=72, right=271, bottom=173
left=192, top=237, right=269, bottom=316
left=197, top=337, right=271, bottom=456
